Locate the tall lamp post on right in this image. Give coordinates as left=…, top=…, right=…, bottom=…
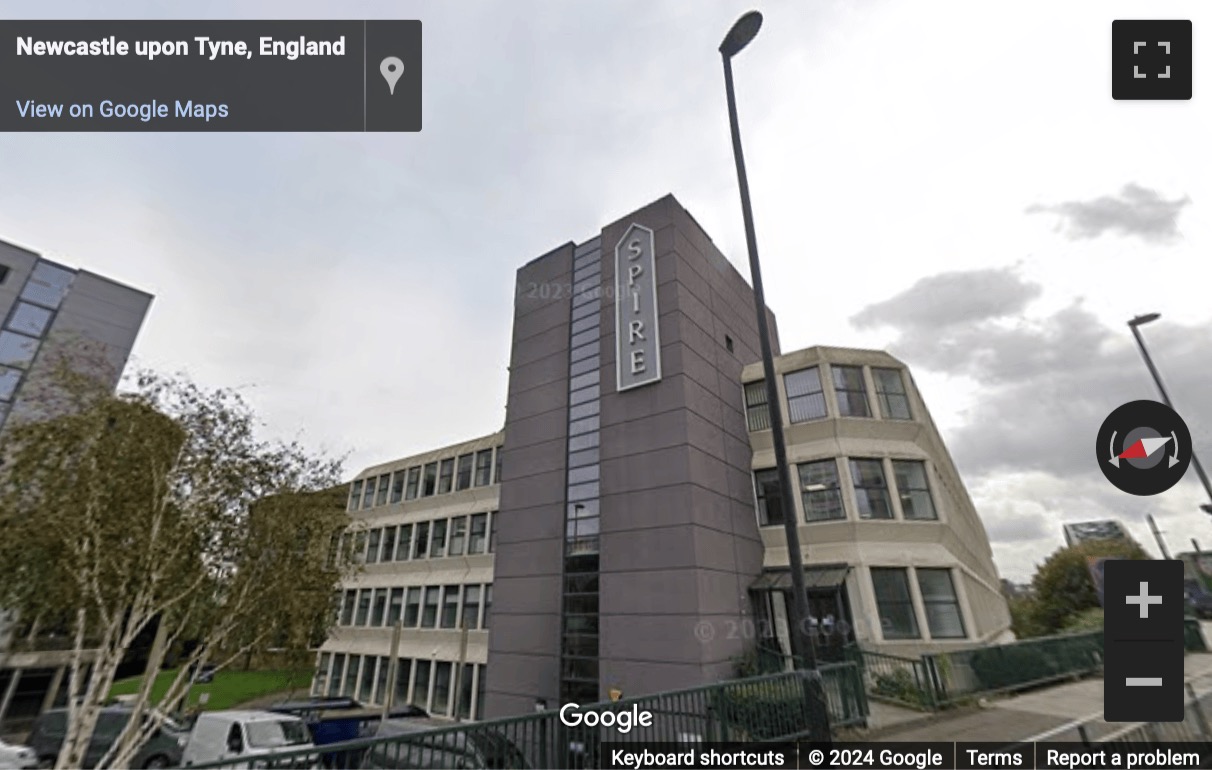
left=719, top=10, right=833, bottom=744
left=1127, top=313, right=1212, bottom=515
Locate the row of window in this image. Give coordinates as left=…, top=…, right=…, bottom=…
left=0, top=262, right=75, bottom=406
left=349, top=446, right=502, bottom=512
left=337, top=583, right=493, bottom=632
left=349, top=511, right=497, bottom=565
left=314, top=653, right=485, bottom=721
left=745, top=364, right=911, bottom=432
left=871, top=566, right=966, bottom=640
left=755, top=457, right=936, bottom=526
left=562, top=240, right=603, bottom=708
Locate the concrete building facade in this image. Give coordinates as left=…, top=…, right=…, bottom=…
left=317, top=194, right=1013, bottom=720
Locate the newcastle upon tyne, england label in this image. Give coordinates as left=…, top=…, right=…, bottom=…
left=614, top=223, right=661, bottom=392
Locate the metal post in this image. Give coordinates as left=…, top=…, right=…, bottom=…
left=381, top=620, right=402, bottom=720
left=721, top=16, right=831, bottom=744
left=1130, top=322, right=1212, bottom=508
left=1148, top=514, right=1172, bottom=560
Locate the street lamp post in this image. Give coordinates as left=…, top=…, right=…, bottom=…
left=720, top=10, right=833, bottom=744
left=1128, top=314, right=1212, bottom=514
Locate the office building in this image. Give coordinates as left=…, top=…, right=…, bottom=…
left=315, top=195, right=1013, bottom=720
left=0, top=237, right=153, bottom=730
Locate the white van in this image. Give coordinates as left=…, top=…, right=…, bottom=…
left=181, top=709, right=314, bottom=768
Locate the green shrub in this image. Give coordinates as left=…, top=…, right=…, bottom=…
left=712, top=681, right=808, bottom=741
left=872, top=668, right=931, bottom=708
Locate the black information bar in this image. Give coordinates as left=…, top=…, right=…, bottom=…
left=600, top=742, right=1212, bottom=770
left=0, top=20, right=421, bottom=131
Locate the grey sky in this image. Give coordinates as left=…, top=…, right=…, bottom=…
left=1, top=0, right=1209, bottom=582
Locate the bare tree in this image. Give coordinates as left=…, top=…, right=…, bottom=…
left=0, top=362, right=351, bottom=769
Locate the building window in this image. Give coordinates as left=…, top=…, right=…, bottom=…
left=462, top=585, right=481, bottom=630
left=482, top=585, right=492, bottom=630
left=457, top=664, right=475, bottom=719
left=441, top=585, right=460, bottom=629
left=894, top=460, right=937, bottom=520
left=494, top=448, right=503, bottom=484
left=340, top=590, right=356, bottom=626
left=474, top=450, right=493, bottom=487
left=754, top=469, right=785, bottom=527
left=489, top=513, right=497, bottom=553
left=21, top=262, right=73, bottom=309
left=432, top=662, right=452, bottom=717
left=785, top=367, right=826, bottom=423
left=475, top=665, right=486, bottom=719
left=438, top=458, right=455, bottom=494
left=375, top=475, right=390, bottom=506
left=348, top=480, right=363, bottom=511
left=448, top=516, right=467, bottom=556
left=873, top=367, right=911, bottom=420
left=832, top=365, right=871, bottom=417
left=371, top=589, right=387, bottom=626
left=390, top=471, right=405, bottom=504
left=329, top=654, right=346, bottom=698
left=360, top=478, right=376, bottom=509
left=414, top=522, right=429, bottom=558
left=430, top=519, right=448, bottom=558
left=744, top=381, right=770, bottom=431
left=0, top=265, right=9, bottom=285
left=380, top=527, right=398, bottom=562
left=365, top=529, right=381, bottom=564
left=422, top=463, right=437, bottom=496
left=396, top=524, right=413, bottom=561
left=872, top=567, right=920, bottom=640
left=353, top=531, right=367, bottom=564
left=387, top=587, right=404, bottom=626
left=918, top=568, right=966, bottom=638
left=411, top=660, right=430, bottom=709
left=394, top=659, right=412, bottom=707
left=374, top=656, right=390, bottom=705
left=355, top=589, right=371, bottom=626
left=798, top=460, right=844, bottom=521
left=456, top=454, right=473, bottom=491
left=0, top=367, right=19, bottom=400
left=850, top=459, right=892, bottom=519
left=421, top=586, right=440, bottom=628
left=314, top=653, right=331, bottom=697
left=359, top=657, right=377, bottom=703
left=404, top=587, right=421, bottom=627
left=405, top=467, right=421, bottom=500
left=0, top=331, right=38, bottom=368
left=343, top=656, right=361, bottom=698
left=468, top=513, right=488, bottom=554
left=9, top=302, right=52, bottom=337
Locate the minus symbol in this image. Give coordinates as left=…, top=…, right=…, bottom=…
left=1125, top=678, right=1163, bottom=687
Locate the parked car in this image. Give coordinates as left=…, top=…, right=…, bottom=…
left=188, top=662, right=218, bottom=684
left=180, top=710, right=313, bottom=768
left=360, top=718, right=528, bottom=769
left=27, top=706, right=184, bottom=769
left=0, top=738, right=37, bottom=769
left=264, top=698, right=428, bottom=768
left=1185, top=580, right=1212, bottom=618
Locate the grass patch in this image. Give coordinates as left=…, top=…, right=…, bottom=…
left=109, top=668, right=312, bottom=711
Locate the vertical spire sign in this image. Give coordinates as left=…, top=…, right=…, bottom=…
left=615, top=224, right=662, bottom=392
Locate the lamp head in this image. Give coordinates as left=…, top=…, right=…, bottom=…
left=1129, top=313, right=1161, bottom=328
left=720, top=11, right=763, bottom=57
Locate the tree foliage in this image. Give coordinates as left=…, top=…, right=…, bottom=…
left=0, top=364, right=349, bottom=769
left=1015, top=539, right=1148, bottom=638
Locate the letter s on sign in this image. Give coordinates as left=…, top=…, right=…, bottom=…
left=628, top=238, right=642, bottom=259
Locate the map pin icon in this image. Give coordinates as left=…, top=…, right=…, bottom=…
left=380, top=56, right=404, bottom=95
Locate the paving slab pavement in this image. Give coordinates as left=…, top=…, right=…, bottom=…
left=848, top=652, right=1212, bottom=744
